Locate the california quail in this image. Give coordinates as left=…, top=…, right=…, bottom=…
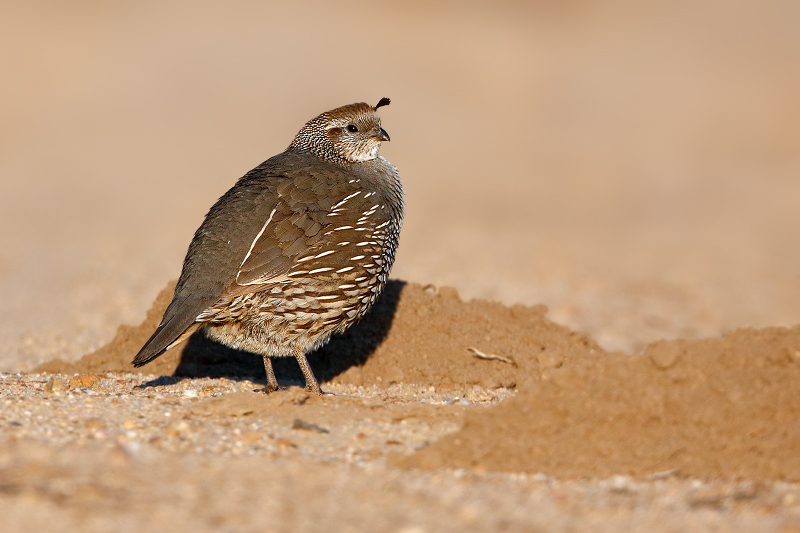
left=132, top=98, right=403, bottom=395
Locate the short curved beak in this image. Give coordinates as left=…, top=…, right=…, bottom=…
left=374, top=127, right=390, bottom=142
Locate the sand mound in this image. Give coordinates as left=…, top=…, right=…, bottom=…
left=399, top=328, right=800, bottom=481
left=38, top=280, right=800, bottom=481
left=37, top=279, right=600, bottom=389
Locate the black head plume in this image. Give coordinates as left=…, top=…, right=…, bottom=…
left=374, top=97, right=391, bottom=110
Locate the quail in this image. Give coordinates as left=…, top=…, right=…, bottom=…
left=132, top=98, right=403, bottom=395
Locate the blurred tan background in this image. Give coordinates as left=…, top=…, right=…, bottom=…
left=2, top=0, right=799, bottom=370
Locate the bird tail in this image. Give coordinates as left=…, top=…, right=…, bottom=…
left=131, top=316, right=200, bottom=367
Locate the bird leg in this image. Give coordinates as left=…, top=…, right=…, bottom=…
left=262, top=355, right=283, bottom=393
left=294, top=351, right=323, bottom=395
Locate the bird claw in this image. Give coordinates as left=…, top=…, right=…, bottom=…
left=304, top=385, right=333, bottom=396
left=261, top=384, right=287, bottom=394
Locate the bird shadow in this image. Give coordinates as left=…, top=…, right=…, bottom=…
left=164, top=279, right=405, bottom=387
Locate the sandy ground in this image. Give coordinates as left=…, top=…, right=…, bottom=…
left=3, top=0, right=800, bottom=531
left=3, top=372, right=800, bottom=532
left=13, top=281, right=800, bottom=531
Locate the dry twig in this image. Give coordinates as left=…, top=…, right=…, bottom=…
left=467, top=347, right=517, bottom=367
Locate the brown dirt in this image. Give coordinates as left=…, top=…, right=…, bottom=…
left=399, top=327, right=800, bottom=481
left=37, top=279, right=601, bottom=390
left=37, top=280, right=800, bottom=482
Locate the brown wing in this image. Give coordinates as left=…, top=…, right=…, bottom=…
left=230, top=174, right=394, bottom=293
left=233, top=201, right=328, bottom=286
left=133, top=152, right=359, bottom=366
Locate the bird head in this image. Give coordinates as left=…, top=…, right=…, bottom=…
left=289, top=98, right=391, bottom=164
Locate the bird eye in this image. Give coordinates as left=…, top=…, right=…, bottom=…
left=346, top=124, right=358, bottom=133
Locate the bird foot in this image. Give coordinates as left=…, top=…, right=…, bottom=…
left=261, top=384, right=287, bottom=394
left=304, top=384, right=333, bottom=396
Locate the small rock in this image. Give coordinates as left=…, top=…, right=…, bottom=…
left=166, top=419, right=190, bottom=438
left=537, top=352, right=563, bottom=369
left=69, top=374, right=102, bottom=390
left=239, top=431, right=262, bottom=443
left=276, top=438, right=297, bottom=449
left=84, top=418, right=107, bottom=430
left=647, top=342, right=683, bottom=369
left=437, top=286, right=460, bottom=300
left=291, top=419, right=329, bottom=434
left=44, top=376, right=67, bottom=393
